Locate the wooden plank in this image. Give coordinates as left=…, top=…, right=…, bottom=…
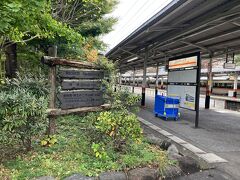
left=61, top=80, right=101, bottom=90
left=41, top=56, right=100, bottom=69
left=47, top=104, right=111, bottom=116
left=59, top=69, right=104, bottom=79
left=58, top=90, right=104, bottom=109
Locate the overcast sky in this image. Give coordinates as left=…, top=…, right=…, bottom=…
left=102, top=0, right=172, bottom=53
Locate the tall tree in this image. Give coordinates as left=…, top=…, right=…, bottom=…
left=0, top=0, right=83, bottom=77
left=51, top=0, right=117, bottom=36
left=0, top=0, right=83, bottom=49
left=0, top=0, right=118, bottom=77
left=50, top=0, right=117, bottom=60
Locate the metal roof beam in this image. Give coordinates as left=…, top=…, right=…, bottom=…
left=232, top=21, right=240, bottom=27
left=152, top=15, right=240, bottom=52
left=119, top=49, right=168, bottom=67
left=120, top=39, right=240, bottom=70
left=179, top=40, right=212, bottom=53
left=117, top=11, right=240, bottom=63
left=153, top=27, right=240, bottom=55
left=107, top=0, right=240, bottom=60
left=111, top=1, right=240, bottom=72
left=119, top=55, right=137, bottom=62
left=149, top=2, right=240, bottom=51
left=118, top=48, right=143, bottom=59
left=147, top=16, right=240, bottom=54
left=146, top=25, right=188, bottom=32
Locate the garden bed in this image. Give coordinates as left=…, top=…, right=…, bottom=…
left=0, top=114, right=172, bottom=180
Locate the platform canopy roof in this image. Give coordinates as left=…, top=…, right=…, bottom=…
left=106, top=0, right=240, bottom=73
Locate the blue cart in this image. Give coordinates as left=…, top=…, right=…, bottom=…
left=154, top=95, right=180, bottom=120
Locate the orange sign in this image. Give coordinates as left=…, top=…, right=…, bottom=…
left=169, top=56, right=197, bottom=69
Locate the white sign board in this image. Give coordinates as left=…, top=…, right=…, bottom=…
left=168, top=85, right=196, bottom=110
left=223, top=63, right=236, bottom=69
left=167, top=53, right=200, bottom=111
left=168, top=69, right=197, bottom=83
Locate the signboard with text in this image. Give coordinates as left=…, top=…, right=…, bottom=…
left=167, top=52, right=200, bottom=111
left=168, top=85, right=196, bottom=110
left=169, top=56, right=198, bottom=70
left=58, top=69, right=104, bottom=110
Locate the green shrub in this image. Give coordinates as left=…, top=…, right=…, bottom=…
left=110, top=89, right=141, bottom=112
left=0, top=73, right=49, bottom=151
left=1, top=72, right=49, bottom=98
left=95, top=110, right=142, bottom=151
left=0, top=88, right=48, bottom=151
left=96, top=56, right=141, bottom=112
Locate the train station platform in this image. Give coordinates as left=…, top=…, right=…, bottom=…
left=117, top=86, right=240, bottom=179
left=126, top=86, right=240, bottom=111
left=133, top=88, right=240, bottom=179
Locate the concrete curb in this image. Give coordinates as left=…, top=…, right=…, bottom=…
left=138, top=116, right=228, bottom=169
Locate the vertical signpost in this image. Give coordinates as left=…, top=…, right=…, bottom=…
left=167, top=52, right=201, bottom=128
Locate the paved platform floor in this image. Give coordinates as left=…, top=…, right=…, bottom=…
left=137, top=94, right=240, bottom=180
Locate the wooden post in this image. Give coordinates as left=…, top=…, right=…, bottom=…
left=47, top=45, right=57, bottom=135
left=48, top=65, right=56, bottom=134
left=5, top=43, right=17, bottom=78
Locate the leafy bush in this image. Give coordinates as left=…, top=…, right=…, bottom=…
left=1, top=72, right=49, bottom=98
left=84, top=110, right=142, bottom=152
left=90, top=57, right=142, bottom=152
left=96, top=110, right=142, bottom=150
left=96, top=57, right=141, bottom=112
left=0, top=89, right=48, bottom=151
left=0, top=73, right=49, bottom=151
left=109, top=89, right=141, bottom=112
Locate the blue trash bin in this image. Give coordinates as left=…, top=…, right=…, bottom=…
left=154, top=95, right=180, bottom=120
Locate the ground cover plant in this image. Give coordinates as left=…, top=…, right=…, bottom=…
left=0, top=114, right=170, bottom=179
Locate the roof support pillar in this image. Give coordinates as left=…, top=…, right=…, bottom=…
left=161, top=77, right=164, bottom=89
left=119, top=73, right=122, bottom=90
left=233, top=73, right=238, bottom=98
left=132, top=67, right=136, bottom=93
left=141, top=47, right=148, bottom=106
left=205, top=52, right=214, bottom=109
left=114, top=73, right=119, bottom=92
left=155, top=63, right=159, bottom=96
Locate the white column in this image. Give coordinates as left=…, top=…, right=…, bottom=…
left=233, top=73, right=238, bottom=97
left=159, top=76, right=163, bottom=89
